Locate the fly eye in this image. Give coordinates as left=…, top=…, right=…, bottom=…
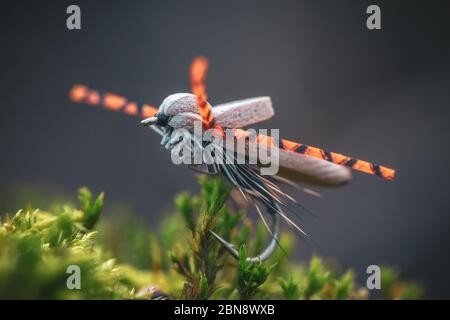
left=141, top=112, right=170, bottom=127
left=156, top=112, right=170, bottom=126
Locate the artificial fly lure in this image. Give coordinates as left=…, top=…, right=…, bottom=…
left=69, top=57, right=396, bottom=262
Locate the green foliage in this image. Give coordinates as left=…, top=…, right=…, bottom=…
left=237, top=245, right=275, bottom=299
left=303, top=256, right=331, bottom=299
left=0, top=177, right=422, bottom=299
left=170, top=176, right=233, bottom=299
left=0, top=197, right=136, bottom=299
left=78, top=187, right=104, bottom=230
left=380, top=267, right=423, bottom=300
left=278, top=277, right=301, bottom=300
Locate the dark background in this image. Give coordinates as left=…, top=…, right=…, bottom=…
left=1, top=0, right=449, bottom=298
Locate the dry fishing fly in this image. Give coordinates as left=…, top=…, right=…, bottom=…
left=69, top=57, right=396, bottom=262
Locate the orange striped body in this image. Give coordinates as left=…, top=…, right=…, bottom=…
left=189, top=57, right=212, bottom=127
left=189, top=57, right=224, bottom=135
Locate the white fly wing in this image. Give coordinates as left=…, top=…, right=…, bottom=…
left=277, top=149, right=352, bottom=187
left=167, top=96, right=274, bottom=130
left=212, top=97, right=274, bottom=128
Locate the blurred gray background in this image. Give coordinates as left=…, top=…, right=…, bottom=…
left=1, top=0, right=449, bottom=298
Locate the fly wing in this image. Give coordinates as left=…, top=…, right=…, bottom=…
left=212, top=97, right=274, bottom=128
left=166, top=96, right=274, bottom=130
left=277, top=150, right=352, bottom=186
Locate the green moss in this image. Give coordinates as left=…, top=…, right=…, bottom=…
left=0, top=178, right=422, bottom=299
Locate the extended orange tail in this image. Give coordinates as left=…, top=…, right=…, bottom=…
left=69, top=84, right=158, bottom=119
left=278, top=138, right=395, bottom=180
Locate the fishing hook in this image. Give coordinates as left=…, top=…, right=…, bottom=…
left=210, top=198, right=281, bottom=263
